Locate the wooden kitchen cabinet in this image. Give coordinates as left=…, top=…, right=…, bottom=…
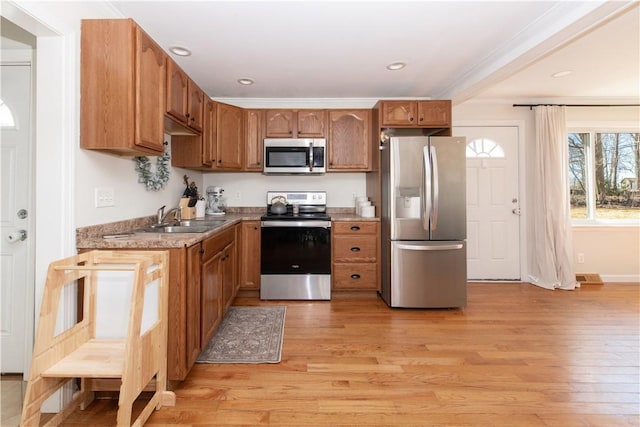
left=216, top=102, right=244, bottom=170
left=165, top=59, right=204, bottom=133
left=201, top=226, right=238, bottom=344
left=200, top=240, right=223, bottom=348
left=332, top=221, right=380, bottom=291
left=265, top=109, right=327, bottom=138
left=379, top=100, right=451, bottom=128
left=185, top=244, right=202, bottom=370
left=239, top=220, right=261, bottom=289
left=244, top=109, right=265, bottom=171
left=172, top=100, right=243, bottom=170
left=80, top=19, right=166, bottom=155
left=328, top=109, right=371, bottom=171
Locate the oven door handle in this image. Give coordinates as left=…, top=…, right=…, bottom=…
left=261, top=220, right=332, bottom=228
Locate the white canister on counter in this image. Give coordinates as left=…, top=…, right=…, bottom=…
left=361, top=205, right=375, bottom=218
left=195, top=199, right=206, bottom=218
left=358, top=201, right=371, bottom=216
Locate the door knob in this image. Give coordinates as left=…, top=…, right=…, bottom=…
left=7, top=230, right=27, bottom=243
left=512, top=208, right=521, bottom=216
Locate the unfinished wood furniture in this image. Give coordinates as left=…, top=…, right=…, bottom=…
left=20, top=250, right=175, bottom=427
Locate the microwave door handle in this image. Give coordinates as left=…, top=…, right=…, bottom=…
left=308, top=141, right=313, bottom=172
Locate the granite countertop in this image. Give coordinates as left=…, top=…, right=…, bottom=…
left=76, top=207, right=379, bottom=250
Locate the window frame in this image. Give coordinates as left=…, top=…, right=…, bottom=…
left=567, top=123, right=640, bottom=226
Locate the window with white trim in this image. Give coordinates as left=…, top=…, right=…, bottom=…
left=568, top=131, right=640, bottom=221
left=0, top=99, right=16, bottom=128
left=466, top=138, right=505, bottom=158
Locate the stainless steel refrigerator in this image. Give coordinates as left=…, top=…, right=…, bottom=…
left=380, top=135, right=467, bottom=308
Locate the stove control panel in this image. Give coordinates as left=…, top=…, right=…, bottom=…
left=266, top=191, right=326, bottom=206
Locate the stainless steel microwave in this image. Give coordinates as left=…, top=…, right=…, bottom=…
left=263, top=138, right=326, bottom=174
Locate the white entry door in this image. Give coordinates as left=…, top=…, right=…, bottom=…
left=1, top=64, right=32, bottom=373
left=453, top=126, right=520, bottom=280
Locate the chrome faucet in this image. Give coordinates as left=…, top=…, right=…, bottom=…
left=156, top=205, right=182, bottom=226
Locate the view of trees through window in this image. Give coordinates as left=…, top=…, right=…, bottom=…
left=569, top=132, right=640, bottom=220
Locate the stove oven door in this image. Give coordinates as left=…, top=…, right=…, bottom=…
left=260, top=220, right=331, bottom=299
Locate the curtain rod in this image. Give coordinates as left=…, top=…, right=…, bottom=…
left=513, top=103, right=640, bottom=110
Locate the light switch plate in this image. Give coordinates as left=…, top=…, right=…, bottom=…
left=95, top=187, right=115, bottom=208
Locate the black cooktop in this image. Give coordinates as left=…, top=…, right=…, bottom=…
left=261, top=204, right=330, bottom=221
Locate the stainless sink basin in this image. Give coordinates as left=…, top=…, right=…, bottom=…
left=136, top=225, right=212, bottom=234
left=178, top=219, right=227, bottom=227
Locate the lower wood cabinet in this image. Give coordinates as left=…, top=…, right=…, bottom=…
left=201, top=226, right=237, bottom=346
left=331, top=221, right=380, bottom=291
left=163, top=224, right=239, bottom=381
left=239, top=220, right=261, bottom=289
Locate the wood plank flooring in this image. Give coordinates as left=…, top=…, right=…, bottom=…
left=59, top=283, right=639, bottom=426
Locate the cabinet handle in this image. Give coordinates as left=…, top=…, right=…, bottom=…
left=409, top=117, right=414, bottom=122
left=350, top=225, right=360, bottom=231
left=218, top=159, right=222, bottom=163
left=419, top=117, right=424, bottom=122
left=200, top=248, right=205, bottom=255
left=185, top=113, right=190, bottom=118
left=350, top=247, right=361, bottom=252
left=350, top=274, right=361, bottom=280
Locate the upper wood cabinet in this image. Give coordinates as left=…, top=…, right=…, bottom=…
left=172, top=100, right=243, bottom=171
left=80, top=19, right=166, bottom=155
left=265, top=109, right=327, bottom=138
left=244, top=109, right=265, bottom=171
left=216, top=102, right=244, bottom=170
left=166, top=59, right=204, bottom=133
left=328, top=109, right=371, bottom=171
left=379, top=100, right=451, bottom=128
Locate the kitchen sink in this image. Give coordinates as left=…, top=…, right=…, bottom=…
left=135, top=218, right=228, bottom=234
left=178, top=219, right=227, bottom=227
left=135, top=225, right=213, bottom=234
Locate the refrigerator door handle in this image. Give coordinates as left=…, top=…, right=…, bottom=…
left=431, top=146, right=439, bottom=231
left=395, top=243, right=464, bottom=251
left=423, top=146, right=431, bottom=231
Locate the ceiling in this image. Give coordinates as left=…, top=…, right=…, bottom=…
left=3, top=1, right=639, bottom=104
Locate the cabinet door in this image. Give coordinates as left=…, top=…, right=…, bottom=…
left=328, top=110, right=371, bottom=171
left=201, top=247, right=223, bottom=347
left=166, top=59, right=189, bottom=124
left=187, top=81, right=204, bottom=132
left=265, top=110, right=295, bottom=137
left=186, top=244, right=202, bottom=368
left=222, top=241, right=237, bottom=311
left=297, top=110, right=326, bottom=137
left=239, top=221, right=261, bottom=289
left=244, top=109, right=264, bottom=171
left=380, top=101, right=417, bottom=126
left=417, top=100, right=451, bottom=127
left=135, top=27, right=166, bottom=153
left=216, top=102, right=243, bottom=169
left=202, top=99, right=217, bottom=167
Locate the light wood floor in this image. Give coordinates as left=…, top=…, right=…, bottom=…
left=55, top=283, right=640, bottom=425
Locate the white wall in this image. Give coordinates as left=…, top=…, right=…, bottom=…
left=202, top=172, right=366, bottom=208
left=453, top=101, right=640, bottom=282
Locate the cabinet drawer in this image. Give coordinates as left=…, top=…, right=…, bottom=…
left=333, top=221, right=377, bottom=235
left=333, top=263, right=377, bottom=290
left=202, top=227, right=235, bottom=262
left=333, top=235, right=377, bottom=262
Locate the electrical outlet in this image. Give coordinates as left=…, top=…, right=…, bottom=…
left=235, top=191, right=241, bottom=200
left=95, top=187, right=115, bottom=208
left=577, top=253, right=585, bottom=264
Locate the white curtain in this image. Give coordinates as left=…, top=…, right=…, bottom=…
left=529, top=106, right=577, bottom=290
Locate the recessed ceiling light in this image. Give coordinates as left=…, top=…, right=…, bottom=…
left=551, top=70, right=573, bottom=78
left=237, top=78, right=255, bottom=85
left=386, top=61, right=407, bottom=71
left=169, top=46, right=191, bottom=57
